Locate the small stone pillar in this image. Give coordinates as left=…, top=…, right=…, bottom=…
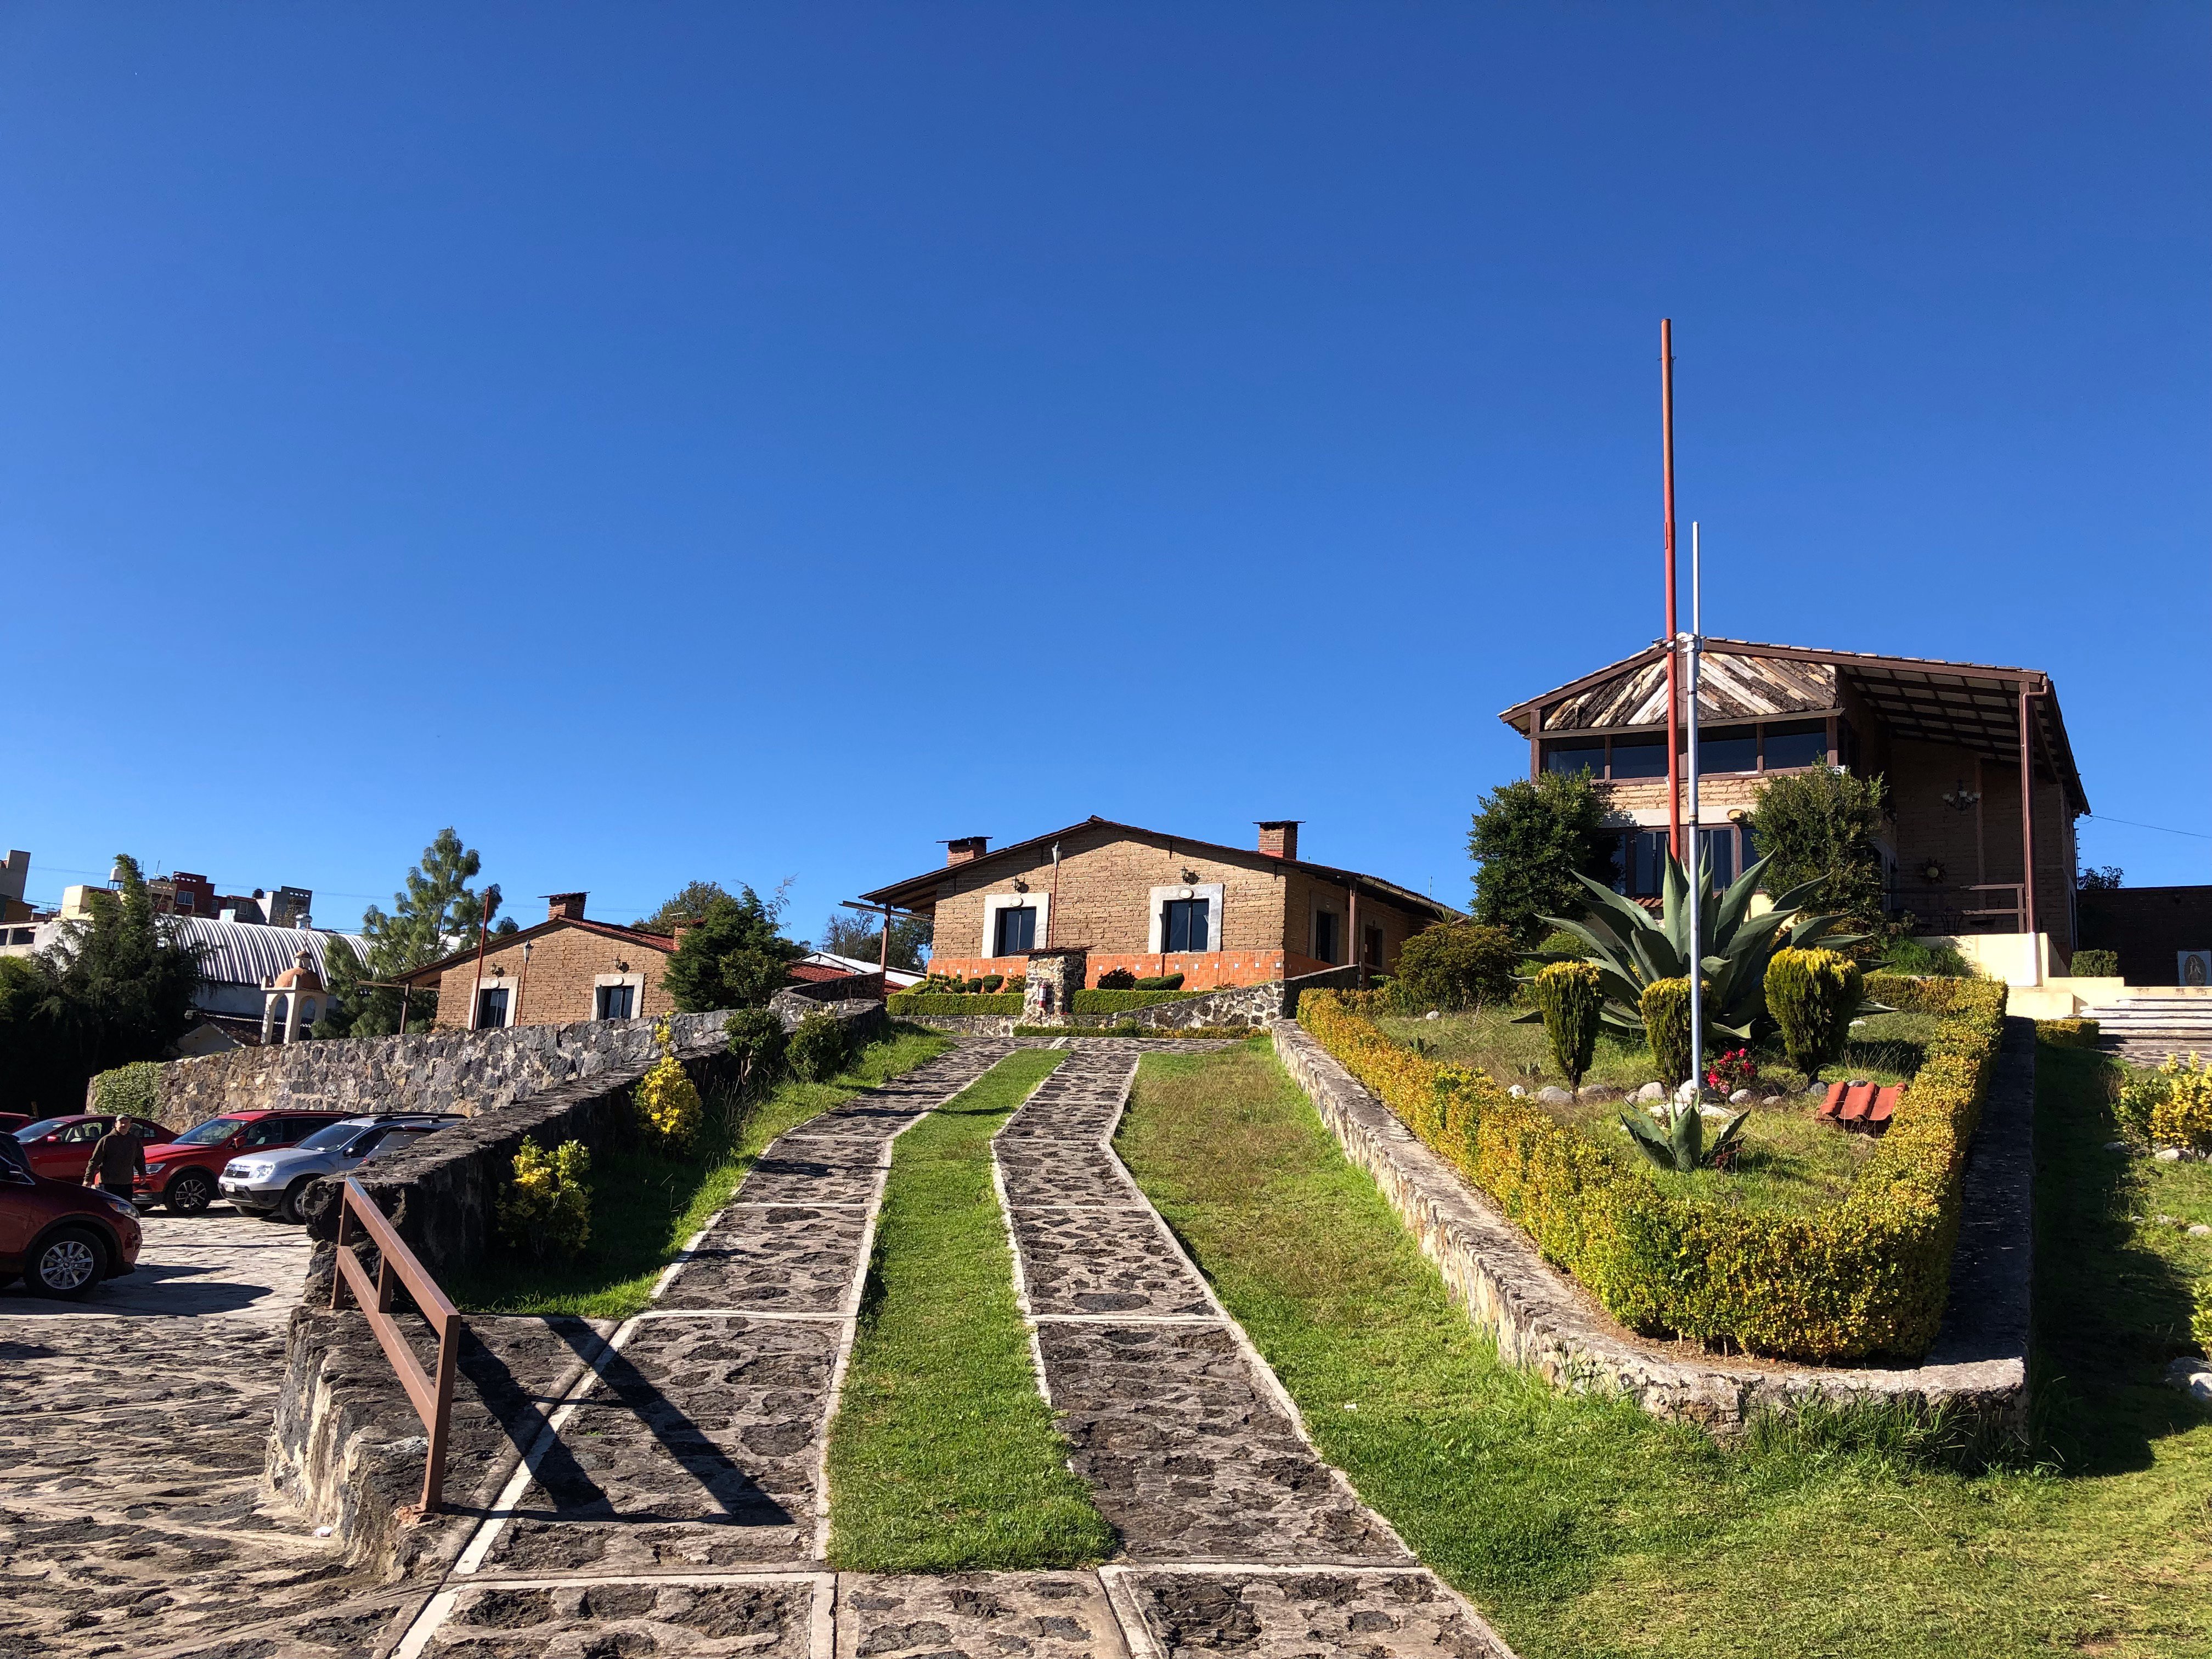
left=1023, top=946, right=1088, bottom=1026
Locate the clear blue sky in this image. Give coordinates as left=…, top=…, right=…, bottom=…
left=4, top=5, right=2206, bottom=939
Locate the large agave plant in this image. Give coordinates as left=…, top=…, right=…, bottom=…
left=1520, top=850, right=1855, bottom=1043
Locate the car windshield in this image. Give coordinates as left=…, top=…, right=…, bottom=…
left=12, top=1118, right=71, bottom=1142
left=170, top=1116, right=247, bottom=1146
left=294, top=1122, right=363, bottom=1152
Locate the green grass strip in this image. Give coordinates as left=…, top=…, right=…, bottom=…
left=827, top=1047, right=1116, bottom=1570
left=1116, top=1038, right=2212, bottom=1659
left=448, top=1025, right=953, bottom=1320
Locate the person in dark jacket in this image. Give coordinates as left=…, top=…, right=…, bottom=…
left=83, top=1119, right=147, bottom=1200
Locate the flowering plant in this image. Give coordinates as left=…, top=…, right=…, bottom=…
left=1706, top=1047, right=1758, bottom=1096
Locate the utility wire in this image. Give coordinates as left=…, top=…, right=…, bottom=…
left=2083, top=813, right=2212, bottom=840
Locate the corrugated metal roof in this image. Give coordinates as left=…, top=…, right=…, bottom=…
left=166, top=919, right=366, bottom=988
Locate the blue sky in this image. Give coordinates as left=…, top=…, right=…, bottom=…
left=3, top=5, right=2205, bottom=939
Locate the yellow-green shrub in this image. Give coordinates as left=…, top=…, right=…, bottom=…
left=1640, top=978, right=1695, bottom=1086
left=496, top=1137, right=592, bottom=1260
left=1298, top=973, right=2009, bottom=1363
left=1531, top=961, right=1602, bottom=1090
left=1767, top=947, right=1862, bottom=1077
left=634, top=1016, right=703, bottom=1149
left=2035, top=1018, right=2101, bottom=1048
left=2148, top=1054, right=2212, bottom=1153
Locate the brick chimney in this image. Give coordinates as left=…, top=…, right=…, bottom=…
left=547, top=892, right=588, bottom=922
left=945, top=836, right=990, bottom=867
left=1256, top=821, right=1301, bottom=861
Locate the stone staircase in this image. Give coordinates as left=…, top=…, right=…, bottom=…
left=2078, top=994, right=2212, bottom=1065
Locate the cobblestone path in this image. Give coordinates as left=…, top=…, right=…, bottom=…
left=996, top=1045, right=1515, bottom=1659
left=0, top=1209, right=414, bottom=1659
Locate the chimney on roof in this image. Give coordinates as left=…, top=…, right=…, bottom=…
left=547, top=892, right=587, bottom=922
left=945, top=837, right=989, bottom=867
left=1256, top=821, right=1301, bottom=861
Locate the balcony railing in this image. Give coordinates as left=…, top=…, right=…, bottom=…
left=1883, top=883, right=2025, bottom=935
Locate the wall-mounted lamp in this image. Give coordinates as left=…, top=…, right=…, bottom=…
left=1181, top=868, right=1200, bottom=883
left=1940, top=780, right=1980, bottom=813
left=613, top=958, right=629, bottom=972
left=1012, top=879, right=1028, bottom=893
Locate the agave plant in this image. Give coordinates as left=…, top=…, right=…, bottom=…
left=1518, top=850, right=1855, bottom=1044
left=1620, top=1099, right=1751, bottom=1173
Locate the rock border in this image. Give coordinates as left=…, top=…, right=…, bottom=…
left=1268, top=1015, right=2034, bottom=1435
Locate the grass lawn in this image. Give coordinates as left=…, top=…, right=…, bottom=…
left=826, top=1047, right=1116, bottom=1571
left=1116, top=1038, right=2212, bottom=1659
left=446, top=1024, right=952, bottom=1320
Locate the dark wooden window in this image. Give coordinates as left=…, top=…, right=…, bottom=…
left=1610, top=736, right=1667, bottom=779
left=1363, top=923, right=1384, bottom=967
left=1544, top=740, right=1605, bottom=776
left=595, top=983, right=635, bottom=1020
left=1313, top=910, right=1340, bottom=964
left=1163, top=898, right=1210, bottom=952
left=1604, top=829, right=1672, bottom=898
left=994, top=905, right=1037, bottom=956
left=1696, top=826, right=1737, bottom=886
left=1762, top=719, right=1828, bottom=770
left=475, top=987, right=510, bottom=1029
left=1696, top=725, right=1758, bottom=774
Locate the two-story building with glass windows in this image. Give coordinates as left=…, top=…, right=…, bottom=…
left=1498, top=637, right=2091, bottom=963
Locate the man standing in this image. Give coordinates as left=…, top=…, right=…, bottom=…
left=83, top=1118, right=147, bottom=1203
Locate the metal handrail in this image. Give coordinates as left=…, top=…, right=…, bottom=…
left=330, top=1175, right=461, bottom=1514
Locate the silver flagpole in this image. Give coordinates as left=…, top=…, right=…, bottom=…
left=1686, top=522, right=1703, bottom=1111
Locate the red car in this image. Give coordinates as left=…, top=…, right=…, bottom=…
left=137, top=1109, right=351, bottom=1214
left=10, top=1113, right=173, bottom=1183
left=0, top=1133, right=143, bottom=1297
left=0, top=1113, right=33, bottom=1135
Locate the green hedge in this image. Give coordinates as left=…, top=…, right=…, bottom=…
left=1297, top=969, right=2010, bottom=1363
left=89, top=1061, right=163, bottom=1121
left=2036, top=1017, right=2101, bottom=1048
left=2068, top=949, right=2120, bottom=979
left=888, top=992, right=1024, bottom=1016
left=1071, top=988, right=1201, bottom=1013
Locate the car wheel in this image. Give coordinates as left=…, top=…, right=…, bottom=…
left=28, top=1228, right=105, bottom=1299
left=276, top=1177, right=317, bottom=1224
left=165, top=1170, right=215, bottom=1215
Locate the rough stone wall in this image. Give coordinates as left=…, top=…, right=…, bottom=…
left=426, top=924, right=677, bottom=1031
left=149, top=1009, right=739, bottom=1128
left=1268, top=1017, right=2031, bottom=1435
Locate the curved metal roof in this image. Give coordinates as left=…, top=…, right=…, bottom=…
left=166, top=919, right=366, bottom=989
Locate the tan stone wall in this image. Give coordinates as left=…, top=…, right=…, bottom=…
left=430, top=926, right=675, bottom=1031
left=921, top=822, right=1434, bottom=985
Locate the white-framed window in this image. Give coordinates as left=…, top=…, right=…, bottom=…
left=594, top=973, right=645, bottom=1021
left=981, top=892, right=1050, bottom=958
left=474, top=986, right=511, bottom=1030
left=1147, top=883, right=1224, bottom=953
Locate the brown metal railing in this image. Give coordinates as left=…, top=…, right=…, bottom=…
left=329, top=1176, right=461, bottom=1513
left=1883, top=883, right=2027, bottom=934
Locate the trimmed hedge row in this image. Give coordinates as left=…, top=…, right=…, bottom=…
left=887, top=992, right=1024, bottom=1015
left=2035, top=1017, right=2101, bottom=1048
left=1071, top=988, right=1201, bottom=1013
left=1296, top=970, right=2010, bottom=1362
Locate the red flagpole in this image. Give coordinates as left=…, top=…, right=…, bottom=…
left=1661, top=319, right=1681, bottom=864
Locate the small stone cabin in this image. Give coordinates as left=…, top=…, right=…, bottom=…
left=402, top=894, right=679, bottom=1031
left=859, top=816, right=1459, bottom=990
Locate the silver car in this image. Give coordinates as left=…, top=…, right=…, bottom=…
left=220, top=1114, right=460, bottom=1222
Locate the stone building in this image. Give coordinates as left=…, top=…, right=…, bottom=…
left=859, top=816, right=1459, bottom=990
left=1498, top=637, right=2091, bottom=963
left=399, top=893, right=681, bottom=1031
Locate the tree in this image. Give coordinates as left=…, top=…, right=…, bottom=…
left=1742, top=770, right=1889, bottom=933
left=661, top=888, right=803, bottom=1012
left=323, top=829, right=503, bottom=1037
left=818, top=910, right=933, bottom=970
left=2, top=855, right=205, bottom=1111
left=635, top=881, right=734, bottom=934
left=1468, top=770, right=1610, bottom=946
left=1390, top=922, right=1520, bottom=1010
left=2078, top=865, right=2123, bottom=891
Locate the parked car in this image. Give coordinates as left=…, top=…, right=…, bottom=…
left=0, top=1113, right=34, bottom=1135
left=0, top=1132, right=143, bottom=1298
left=9, top=1113, right=174, bottom=1183
left=136, top=1110, right=352, bottom=1214
left=221, top=1114, right=462, bottom=1223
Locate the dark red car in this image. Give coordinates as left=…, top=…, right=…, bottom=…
left=0, top=1133, right=143, bottom=1297
left=0, top=1113, right=33, bottom=1135
left=137, top=1109, right=350, bottom=1214
left=10, top=1114, right=173, bottom=1183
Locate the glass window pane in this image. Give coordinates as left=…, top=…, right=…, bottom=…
left=996, top=906, right=1035, bottom=955
left=1698, top=826, right=1736, bottom=887
left=1763, top=721, right=1829, bottom=769
left=1545, top=741, right=1604, bottom=776
left=1632, top=830, right=1669, bottom=897
left=1697, top=727, right=1758, bottom=774
left=1611, top=737, right=1667, bottom=779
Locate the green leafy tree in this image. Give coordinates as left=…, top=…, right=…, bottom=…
left=324, top=829, right=503, bottom=1036
left=818, top=910, right=933, bottom=970
left=635, top=881, right=735, bottom=934
left=5, top=855, right=206, bottom=1110
left=1743, top=769, right=1890, bottom=933
left=1468, top=770, right=1610, bottom=946
left=1390, top=922, right=1520, bottom=1011
left=662, top=887, right=802, bottom=1012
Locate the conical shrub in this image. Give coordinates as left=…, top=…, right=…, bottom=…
left=1765, top=947, right=1863, bottom=1080
left=1532, top=961, right=1603, bottom=1091
left=1640, top=978, right=1695, bottom=1087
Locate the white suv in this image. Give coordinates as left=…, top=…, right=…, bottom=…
left=221, top=1114, right=460, bottom=1223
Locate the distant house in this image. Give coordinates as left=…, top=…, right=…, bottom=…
left=794, top=951, right=924, bottom=992
left=1498, top=637, right=2090, bottom=968
left=859, top=816, right=1458, bottom=990
left=398, top=893, right=681, bottom=1031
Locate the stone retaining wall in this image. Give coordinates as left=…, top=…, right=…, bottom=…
left=1268, top=1017, right=2033, bottom=1434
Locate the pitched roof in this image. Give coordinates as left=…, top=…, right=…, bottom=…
left=394, top=915, right=676, bottom=985
left=858, top=815, right=1462, bottom=923
left=1498, top=637, right=2089, bottom=813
